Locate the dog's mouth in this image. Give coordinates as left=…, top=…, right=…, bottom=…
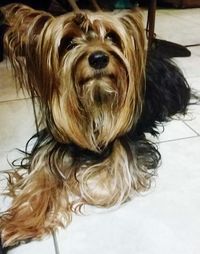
left=77, top=72, right=118, bottom=106
left=79, top=73, right=116, bottom=87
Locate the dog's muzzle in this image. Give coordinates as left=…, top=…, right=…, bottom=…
left=88, top=50, right=109, bottom=69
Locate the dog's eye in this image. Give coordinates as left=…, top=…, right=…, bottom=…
left=59, top=37, right=77, bottom=53
left=105, top=32, right=121, bottom=46
left=65, top=37, right=77, bottom=50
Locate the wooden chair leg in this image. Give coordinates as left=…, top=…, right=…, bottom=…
left=145, top=0, right=191, bottom=57
left=146, top=0, right=157, bottom=50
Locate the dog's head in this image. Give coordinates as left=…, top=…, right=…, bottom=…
left=3, top=4, right=146, bottom=152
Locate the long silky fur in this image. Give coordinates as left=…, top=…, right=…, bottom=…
left=135, top=51, right=191, bottom=136
left=0, top=4, right=190, bottom=247
left=1, top=130, right=160, bottom=247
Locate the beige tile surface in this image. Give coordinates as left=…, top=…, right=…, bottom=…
left=146, top=118, right=198, bottom=143
left=155, top=9, right=200, bottom=45
left=187, top=76, right=200, bottom=91
left=0, top=149, right=24, bottom=171
left=7, top=236, right=56, bottom=254
left=188, top=46, right=200, bottom=57
left=0, top=99, right=36, bottom=154
left=183, top=104, right=200, bottom=135
left=161, top=8, right=200, bottom=26
left=174, top=54, right=200, bottom=78
left=183, top=76, right=200, bottom=135
left=0, top=60, right=29, bottom=102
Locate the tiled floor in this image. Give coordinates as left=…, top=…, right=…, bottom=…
left=0, top=6, right=200, bottom=254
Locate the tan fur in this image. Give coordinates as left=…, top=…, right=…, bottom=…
left=0, top=4, right=149, bottom=247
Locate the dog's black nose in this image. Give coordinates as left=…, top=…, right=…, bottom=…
left=88, top=51, right=109, bottom=69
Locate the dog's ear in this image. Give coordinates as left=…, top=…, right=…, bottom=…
left=119, top=8, right=143, bottom=28
left=118, top=8, right=146, bottom=62
left=0, top=9, right=9, bottom=60
left=117, top=8, right=146, bottom=104
left=134, top=51, right=191, bottom=136
left=1, top=4, right=53, bottom=96
left=2, top=4, right=52, bottom=57
left=119, top=8, right=144, bottom=39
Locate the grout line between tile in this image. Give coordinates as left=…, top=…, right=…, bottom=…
left=186, top=44, right=200, bottom=48
left=31, top=96, right=39, bottom=133
left=0, top=97, right=31, bottom=104
left=158, top=134, right=199, bottom=144
left=182, top=121, right=200, bottom=136
left=157, top=9, right=200, bottom=26
left=52, top=232, right=60, bottom=254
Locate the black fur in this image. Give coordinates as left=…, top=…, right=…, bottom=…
left=134, top=50, right=191, bottom=136
left=0, top=10, right=8, bottom=61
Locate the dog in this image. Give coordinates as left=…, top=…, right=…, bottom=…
left=0, top=3, right=190, bottom=247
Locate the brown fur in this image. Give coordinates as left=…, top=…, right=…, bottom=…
left=0, top=4, right=151, bottom=247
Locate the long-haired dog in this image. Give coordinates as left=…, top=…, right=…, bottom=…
left=0, top=3, right=190, bottom=247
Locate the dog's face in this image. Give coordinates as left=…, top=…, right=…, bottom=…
left=5, top=6, right=146, bottom=151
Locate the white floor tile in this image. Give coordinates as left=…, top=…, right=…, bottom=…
left=187, top=76, right=200, bottom=91
left=55, top=137, right=200, bottom=254
left=7, top=236, right=56, bottom=254
left=188, top=46, right=200, bottom=57
left=183, top=77, right=200, bottom=134
left=155, top=10, right=200, bottom=46
left=174, top=54, right=200, bottom=78
left=0, top=171, right=12, bottom=213
left=0, top=99, right=36, bottom=154
left=158, top=8, right=200, bottom=26
left=0, top=149, right=24, bottom=172
left=146, top=118, right=197, bottom=143
left=0, top=60, right=29, bottom=102
left=158, top=136, right=200, bottom=188
left=183, top=104, right=200, bottom=135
